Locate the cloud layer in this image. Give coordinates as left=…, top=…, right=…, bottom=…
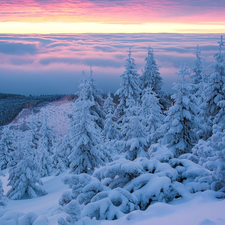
left=0, top=33, right=224, bottom=95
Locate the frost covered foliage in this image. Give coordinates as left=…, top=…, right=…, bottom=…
left=159, top=65, right=199, bottom=157
left=94, top=158, right=180, bottom=211
left=119, top=98, right=148, bottom=160
left=59, top=173, right=138, bottom=220
left=140, top=87, right=164, bottom=144
left=58, top=200, right=81, bottom=225
left=115, top=48, right=141, bottom=117
left=189, top=126, right=225, bottom=192
left=191, top=45, right=203, bottom=93
left=52, top=136, right=67, bottom=176
left=29, top=114, right=42, bottom=150
left=68, top=98, right=105, bottom=174
left=139, top=46, right=168, bottom=109
left=201, top=44, right=225, bottom=126
left=7, top=135, right=47, bottom=200
left=37, top=115, right=56, bottom=177
left=102, top=92, right=121, bottom=141
left=0, top=126, right=15, bottom=170
left=77, top=69, right=105, bottom=129
left=0, top=179, right=7, bottom=206
left=57, top=130, right=72, bottom=169
left=139, top=46, right=163, bottom=94
left=59, top=174, right=108, bottom=206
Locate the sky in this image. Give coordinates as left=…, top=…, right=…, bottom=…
left=0, top=33, right=224, bottom=95
left=0, top=0, right=225, bottom=95
left=0, top=0, right=225, bottom=33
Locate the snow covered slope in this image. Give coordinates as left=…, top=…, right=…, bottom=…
left=0, top=171, right=225, bottom=225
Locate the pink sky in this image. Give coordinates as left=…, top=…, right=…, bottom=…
left=0, top=0, right=225, bottom=33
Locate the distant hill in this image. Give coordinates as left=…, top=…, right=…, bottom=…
left=0, top=93, right=66, bottom=126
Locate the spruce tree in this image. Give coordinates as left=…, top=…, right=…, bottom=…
left=37, top=115, right=56, bottom=177
left=201, top=36, right=225, bottom=127
left=139, top=46, right=163, bottom=93
left=160, top=64, right=199, bottom=157
left=115, top=48, right=141, bottom=117
left=81, top=67, right=106, bottom=129
left=7, top=132, right=47, bottom=200
left=140, top=87, right=164, bottom=145
left=0, top=126, right=15, bottom=170
left=191, top=45, right=203, bottom=94
left=69, top=75, right=105, bottom=174
left=120, top=97, right=148, bottom=160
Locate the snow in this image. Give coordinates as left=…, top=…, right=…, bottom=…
left=1, top=171, right=225, bottom=225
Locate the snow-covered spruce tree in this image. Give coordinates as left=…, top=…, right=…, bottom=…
left=201, top=36, right=225, bottom=127
left=29, top=113, right=42, bottom=150
left=52, top=135, right=66, bottom=176
left=103, top=91, right=116, bottom=115
left=57, top=131, right=72, bottom=169
left=79, top=67, right=106, bottom=129
left=0, top=179, right=7, bottom=206
left=7, top=133, right=47, bottom=200
left=140, top=87, right=164, bottom=145
left=139, top=46, right=163, bottom=93
left=139, top=46, right=168, bottom=109
left=58, top=200, right=81, bottom=225
left=37, top=114, right=56, bottom=177
left=102, top=92, right=122, bottom=157
left=120, top=97, right=148, bottom=160
left=59, top=174, right=138, bottom=220
left=158, top=64, right=199, bottom=158
left=0, top=126, right=15, bottom=170
left=115, top=48, right=141, bottom=117
left=68, top=87, right=105, bottom=174
left=102, top=92, right=121, bottom=141
left=191, top=45, right=203, bottom=95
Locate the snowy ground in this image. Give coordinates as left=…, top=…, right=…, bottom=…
left=2, top=101, right=225, bottom=225
left=1, top=171, right=225, bottom=225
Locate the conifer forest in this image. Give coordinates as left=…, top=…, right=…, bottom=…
left=0, top=36, right=225, bottom=225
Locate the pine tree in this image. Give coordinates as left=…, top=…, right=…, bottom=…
left=120, top=97, right=148, bottom=160
left=201, top=36, right=225, bottom=126
left=69, top=78, right=105, bottom=174
left=115, top=48, right=141, bottom=117
left=37, top=114, right=56, bottom=177
left=139, top=46, right=163, bottom=93
left=103, top=91, right=116, bottom=115
left=0, top=126, right=15, bottom=170
left=191, top=45, right=203, bottom=95
left=0, top=178, right=7, bottom=206
left=79, top=68, right=106, bottom=129
left=7, top=133, right=47, bottom=200
left=140, top=87, right=164, bottom=145
left=102, top=92, right=121, bottom=141
left=160, top=64, right=199, bottom=157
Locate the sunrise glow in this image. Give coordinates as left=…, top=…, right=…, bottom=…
left=1, top=0, right=225, bottom=34
left=1, top=22, right=225, bottom=34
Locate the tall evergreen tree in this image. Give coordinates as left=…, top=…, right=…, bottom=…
left=139, top=46, right=163, bottom=93
left=7, top=132, right=47, bottom=200
left=0, top=178, right=7, bottom=206
left=115, top=48, right=141, bottom=117
left=201, top=36, right=225, bottom=126
left=84, top=67, right=105, bottom=129
left=191, top=45, right=203, bottom=91
left=140, top=87, right=164, bottom=145
left=37, top=114, right=56, bottom=177
left=102, top=92, right=121, bottom=141
left=69, top=75, right=106, bottom=174
left=0, top=126, right=15, bottom=170
left=120, top=97, right=148, bottom=160
left=160, top=64, right=199, bottom=157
